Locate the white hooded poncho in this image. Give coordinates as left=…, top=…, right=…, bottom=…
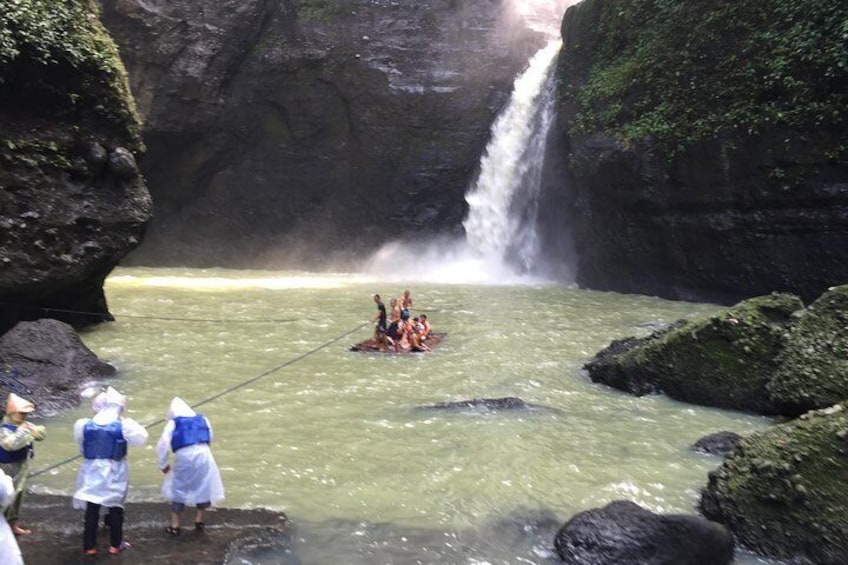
left=72, top=387, right=148, bottom=509
left=156, top=397, right=224, bottom=506
left=0, top=469, right=23, bottom=564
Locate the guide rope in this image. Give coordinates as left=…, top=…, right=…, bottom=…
left=0, top=302, right=297, bottom=324
left=26, top=319, right=372, bottom=478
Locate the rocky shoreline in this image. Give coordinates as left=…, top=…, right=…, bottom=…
left=17, top=494, right=291, bottom=564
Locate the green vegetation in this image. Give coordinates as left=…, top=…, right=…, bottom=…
left=587, top=293, right=803, bottom=413
left=1, top=0, right=117, bottom=72
left=295, top=0, right=345, bottom=22
left=769, top=285, right=848, bottom=412
left=566, top=0, right=848, bottom=153
left=0, top=137, right=71, bottom=170
left=701, top=406, right=848, bottom=562
left=0, top=0, right=142, bottom=147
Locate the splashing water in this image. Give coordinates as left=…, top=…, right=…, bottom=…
left=366, top=42, right=563, bottom=284
left=365, top=2, right=573, bottom=284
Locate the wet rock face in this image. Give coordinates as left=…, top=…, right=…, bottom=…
left=554, top=500, right=734, bottom=565
left=699, top=405, right=848, bottom=564
left=0, top=319, right=116, bottom=416
left=552, top=0, right=848, bottom=304
left=0, top=1, right=152, bottom=333
left=100, top=0, right=546, bottom=268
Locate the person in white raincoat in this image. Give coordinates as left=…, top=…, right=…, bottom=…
left=0, top=468, right=24, bottom=565
left=157, top=397, right=224, bottom=535
left=73, top=387, right=148, bottom=556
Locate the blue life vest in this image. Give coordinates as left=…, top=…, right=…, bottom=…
left=0, top=423, right=31, bottom=463
left=171, top=415, right=211, bottom=452
left=82, top=420, right=127, bottom=460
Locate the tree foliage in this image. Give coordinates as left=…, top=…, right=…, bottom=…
left=569, top=0, right=848, bottom=151
left=0, top=0, right=115, bottom=70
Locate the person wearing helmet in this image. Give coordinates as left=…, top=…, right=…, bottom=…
left=73, top=387, right=148, bottom=556
left=0, top=393, right=45, bottom=536
left=0, top=468, right=23, bottom=564
left=157, top=397, right=224, bottom=535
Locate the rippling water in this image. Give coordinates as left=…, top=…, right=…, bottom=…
left=30, top=267, right=781, bottom=564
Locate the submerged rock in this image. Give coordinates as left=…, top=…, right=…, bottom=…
left=692, top=431, right=744, bottom=457
left=420, top=397, right=548, bottom=412
left=699, top=405, right=848, bottom=564
left=554, top=500, right=734, bottom=565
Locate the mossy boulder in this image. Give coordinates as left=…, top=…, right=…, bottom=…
left=767, top=285, right=848, bottom=415
left=585, top=293, right=803, bottom=414
left=0, top=0, right=151, bottom=333
left=699, top=404, right=848, bottom=564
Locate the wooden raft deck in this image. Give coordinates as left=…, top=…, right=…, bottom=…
left=350, top=332, right=446, bottom=353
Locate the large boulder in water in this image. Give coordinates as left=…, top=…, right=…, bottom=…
left=699, top=404, right=848, bottom=564
left=585, top=287, right=848, bottom=417
left=766, top=285, right=848, bottom=415
left=553, top=500, right=734, bottom=565
left=584, top=293, right=803, bottom=414
left=0, top=319, right=116, bottom=415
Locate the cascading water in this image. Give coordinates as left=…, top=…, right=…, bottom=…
left=365, top=1, right=576, bottom=284
left=462, top=40, right=560, bottom=273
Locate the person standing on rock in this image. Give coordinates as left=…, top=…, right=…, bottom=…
left=73, top=386, right=148, bottom=556
left=156, top=397, right=224, bottom=535
left=0, top=392, right=46, bottom=536
left=0, top=468, right=23, bottom=564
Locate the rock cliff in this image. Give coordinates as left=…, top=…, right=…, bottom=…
left=553, top=0, right=848, bottom=303
left=100, top=0, right=546, bottom=268
left=0, top=0, right=152, bottom=333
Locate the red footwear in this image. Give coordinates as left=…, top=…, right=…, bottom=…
left=84, top=548, right=97, bottom=556
left=108, top=541, right=131, bottom=554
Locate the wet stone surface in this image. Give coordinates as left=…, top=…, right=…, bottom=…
left=16, top=494, right=291, bottom=564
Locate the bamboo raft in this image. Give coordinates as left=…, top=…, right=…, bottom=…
left=350, top=332, right=446, bottom=353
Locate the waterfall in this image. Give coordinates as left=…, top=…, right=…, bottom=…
left=363, top=2, right=574, bottom=284
left=462, top=40, right=560, bottom=273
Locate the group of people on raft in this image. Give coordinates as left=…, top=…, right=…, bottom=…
left=0, top=388, right=224, bottom=562
left=371, top=290, right=433, bottom=352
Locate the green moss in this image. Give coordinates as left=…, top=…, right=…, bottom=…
left=0, top=137, right=71, bottom=169
left=590, top=293, right=803, bottom=412
left=296, top=0, right=345, bottom=22
left=563, top=0, right=848, bottom=155
left=768, top=286, right=848, bottom=413
left=0, top=0, right=142, bottom=148
left=702, top=405, right=848, bottom=561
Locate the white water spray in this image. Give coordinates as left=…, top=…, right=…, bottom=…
left=462, top=40, right=560, bottom=273
left=365, top=2, right=575, bottom=284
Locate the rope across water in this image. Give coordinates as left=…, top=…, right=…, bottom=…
left=27, top=320, right=372, bottom=478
